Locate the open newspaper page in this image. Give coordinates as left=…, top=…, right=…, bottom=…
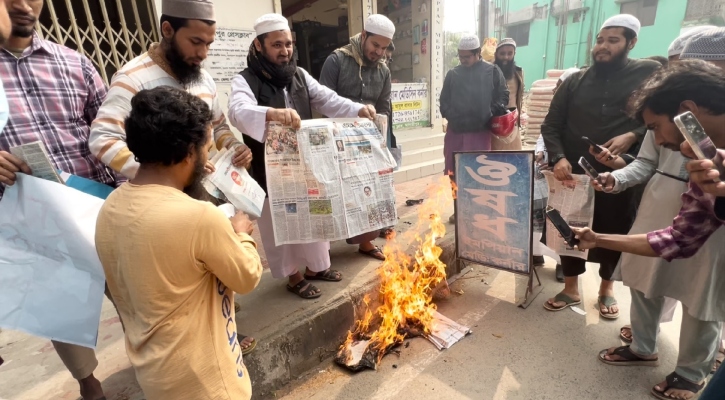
left=10, top=141, right=64, bottom=184
left=265, top=119, right=397, bottom=245
left=542, top=171, right=595, bottom=260
left=208, top=148, right=266, bottom=218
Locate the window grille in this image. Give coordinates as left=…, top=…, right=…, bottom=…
left=35, top=0, right=159, bottom=84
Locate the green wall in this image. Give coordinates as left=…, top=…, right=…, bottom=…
left=498, top=0, right=700, bottom=89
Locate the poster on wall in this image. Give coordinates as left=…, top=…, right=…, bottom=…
left=422, top=19, right=429, bottom=36
left=454, top=152, right=534, bottom=276
left=204, top=27, right=255, bottom=84
left=414, top=25, right=420, bottom=44
left=391, top=83, right=430, bottom=129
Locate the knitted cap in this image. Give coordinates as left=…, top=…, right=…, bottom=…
left=365, top=14, right=395, bottom=39
left=458, top=34, right=480, bottom=51
left=601, top=14, right=641, bottom=36
left=680, top=27, right=725, bottom=61
left=162, top=0, right=215, bottom=22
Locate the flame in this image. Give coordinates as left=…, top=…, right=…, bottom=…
left=341, top=175, right=453, bottom=364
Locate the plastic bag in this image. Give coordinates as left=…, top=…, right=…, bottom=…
left=481, top=37, right=497, bottom=63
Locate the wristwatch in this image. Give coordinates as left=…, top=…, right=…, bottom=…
left=549, top=154, right=567, bottom=167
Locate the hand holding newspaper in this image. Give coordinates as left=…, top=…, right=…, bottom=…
left=207, top=148, right=266, bottom=218
left=9, top=141, right=64, bottom=184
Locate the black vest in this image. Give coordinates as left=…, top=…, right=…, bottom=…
left=239, top=68, right=312, bottom=193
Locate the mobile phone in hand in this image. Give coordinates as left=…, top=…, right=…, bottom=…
left=674, top=111, right=724, bottom=182
left=582, top=136, right=602, bottom=154
left=578, top=157, right=599, bottom=180
left=545, top=206, right=579, bottom=247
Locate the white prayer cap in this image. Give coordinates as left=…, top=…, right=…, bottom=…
left=458, top=34, right=481, bottom=51
left=681, top=27, right=725, bottom=61
left=559, top=67, right=580, bottom=82
left=254, top=13, right=289, bottom=37
left=600, top=14, right=641, bottom=36
left=496, top=38, right=516, bottom=49
left=364, top=14, right=395, bottom=39
left=668, top=26, right=717, bottom=57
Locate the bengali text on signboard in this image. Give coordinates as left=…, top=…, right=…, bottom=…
left=391, top=83, right=430, bottom=129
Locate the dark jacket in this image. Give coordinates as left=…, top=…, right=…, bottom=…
left=239, top=67, right=312, bottom=193
left=319, top=51, right=392, bottom=117
left=511, top=66, right=524, bottom=127
left=440, top=60, right=509, bottom=133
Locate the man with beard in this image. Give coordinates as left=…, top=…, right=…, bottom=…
left=541, top=15, right=660, bottom=316
left=0, top=1, right=118, bottom=398
left=228, top=13, right=376, bottom=299
left=319, top=14, right=396, bottom=260
left=441, top=34, right=508, bottom=223
left=95, top=86, right=263, bottom=400
left=90, top=0, right=252, bottom=180
left=574, top=60, right=725, bottom=400
left=492, top=38, right=523, bottom=150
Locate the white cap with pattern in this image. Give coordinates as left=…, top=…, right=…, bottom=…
left=681, top=27, right=725, bottom=61
left=458, top=34, right=481, bottom=51
left=601, top=14, right=641, bottom=36
left=254, top=13, right=290, bottom=37
left=364, top=14, right=395, bottom=39
left=668, top=26, right=717, bottom=57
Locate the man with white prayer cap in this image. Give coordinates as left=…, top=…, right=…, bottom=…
left=668, top=25, right=717, bottom=61
left=228, top=13, right=377, bottom=299
left=319, top=14, right=397, bottom=258
left=681, top=27, right=725, bottom=69
left=542, top=14, right=660, bottom=317
left=492, top=37, right=525, bottom=150
left=440, top=33, right=509, bottom=223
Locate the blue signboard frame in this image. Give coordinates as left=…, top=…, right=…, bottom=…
left=454, top=151, right=534, bottom=276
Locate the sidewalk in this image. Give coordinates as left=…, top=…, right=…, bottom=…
left=0, top=173, right=450, bottom=400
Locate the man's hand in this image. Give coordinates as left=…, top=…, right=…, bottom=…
left=686, top=151, right=725, bottom=197
left=358, top=104, right=376, bottom=120
left=205, top=160, right=216, bottom=174
left=230, top=211, right=254, bottom=236
left=590, top=172, right=616, bottom=192
left=266, top=108, right=301, bottom=130
left=603, top=132, right=637, bottom=156
left=572, top=227, right=598, bottom=250
left=553, top=158, right=573, bottom=181
left=0, top=151, right=32, bottom=186
left=231, top=143, right=253, bottom=170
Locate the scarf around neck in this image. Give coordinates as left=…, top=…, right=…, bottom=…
left=247, top=43, right=297, bottom=89
left=338, top=33, right=385, bottom=79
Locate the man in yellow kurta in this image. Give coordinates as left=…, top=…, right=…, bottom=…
left=95, top=86, right=263, bottom=400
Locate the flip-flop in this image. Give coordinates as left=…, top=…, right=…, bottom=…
left=713, top=349, right=724, bottom=374
left=286, top=280, right=322, bottom=299
left=543, top=292, right=581, bottom=311
left=305, top=269, right=343, bottom=282
left=359, top=247, right=386, bottom=261
left=598, top=345, right=659, bottom=367
left=651, top=372, right=704, bottom=400
left=619, top=325, right=633, bottom=343
left=238, top=335, right=257, bottom=355
left=598, top=295, right=620, bottom=319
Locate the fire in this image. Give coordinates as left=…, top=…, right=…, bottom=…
left=338, top=176, right=454, bottom=367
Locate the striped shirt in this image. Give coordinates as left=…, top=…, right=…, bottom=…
left=90, top=43, right=236, bottom=179
left=0, top=34, right=116, bottom=200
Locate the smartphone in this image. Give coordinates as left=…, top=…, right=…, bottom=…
left=578, top=157, right=599, bottom=180
left=545, top=206, right=579, bottom=247
left=674, top=111, right=724, bottom=182
left=582, top=136, right=602, bottom=154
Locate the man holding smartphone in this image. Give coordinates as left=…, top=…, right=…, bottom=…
left=575, top=61, right=725, bottom=400
left=541, top=14, right=660, bottom=317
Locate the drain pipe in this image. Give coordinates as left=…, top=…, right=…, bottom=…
left=541, top=0, right=555, bottom=78
left=574, top=0, right=587, bottom=67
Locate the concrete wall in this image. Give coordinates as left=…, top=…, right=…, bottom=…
left=498, top=0, right=701, bottom=89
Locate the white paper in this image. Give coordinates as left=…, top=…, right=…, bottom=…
left=208, top=148, right=266, bottom=219
left=10, top=141, right=64, bottom=184
left=543, top=172, right=595, bottom=260
left=265, top=119, right=398, bottom=245
left=425, top=311, right=472, bottom=350
left=0, top=175, right=106, bottom=348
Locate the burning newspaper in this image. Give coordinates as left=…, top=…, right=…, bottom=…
left=265, top=118, right=398, bottom=245
left=206, top=148, right=266, bottom=218
left=425, top=311, right=472, bottom=350
left=542, top=171, right=595, bottom=259
left=10, top=141, right=64, bottom=184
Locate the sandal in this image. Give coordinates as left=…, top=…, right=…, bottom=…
left=359, top=246, right=386, bottom=261
left=651, top=372, right=704, bottom=400
left=713, top=349, right=724, bottom=374
left=543, top=292, right=581, bottom=311
left=286, top=280, right=322, bottom=299
left=598, top=345, right=659, bottom=367
left=238, top=335, right=257, bottom=355
left=598, top=295, right=620, bottom=319
left=620, top=325, right=633, bottom=343
left=305, top=269, right=343, bottom=282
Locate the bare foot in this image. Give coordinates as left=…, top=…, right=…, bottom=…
left=620, top=325, right=633, bottom=341
left=79, top=374, right=105, bottom=400
left=654, top=377, right=703, bottom=400
left=239, top=335, right=255, bottom=349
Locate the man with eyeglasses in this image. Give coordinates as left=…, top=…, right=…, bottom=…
left=440, top=33, right=508, bottom=223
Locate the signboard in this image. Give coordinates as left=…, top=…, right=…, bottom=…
left=204, top=27, right=255, bottom=84
left=454, top=152, right=534, bottom=275
left=391, top=83, right=430, bottom=129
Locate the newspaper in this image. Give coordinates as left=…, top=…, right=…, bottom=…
left=207, top=148, right=266, bottom=218
left=265, top=118, right=398, bottom=245
left=9, top=141, right=64, bottom=184
left=425, top=311, right=472, bottom=350
left=543, top=171, right=595, bottom=260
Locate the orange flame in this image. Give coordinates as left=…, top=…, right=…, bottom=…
left=341, top=176, right=453, bottom=363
